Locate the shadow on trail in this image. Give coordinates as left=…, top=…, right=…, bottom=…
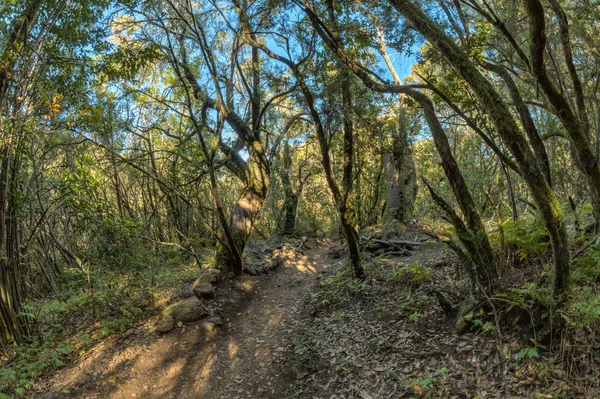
left=41, top=242, right=326, bottom=399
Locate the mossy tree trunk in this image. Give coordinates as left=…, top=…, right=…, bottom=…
left=0, top=0, right=43, bottom=347
left=522, top=0, right=600, bottom=220
left=388, top=0, right=570, bottom=298
left=377, top=30, right=417, bottom=224
left=383, top=122, right=417, bottom=224
left=412, top=91, right=497, bottom=283
left=215, top=157, right=269, bottom=275
left=175, top=4, right=272, bottom=276
left=280, top=141, right=300, bottom=237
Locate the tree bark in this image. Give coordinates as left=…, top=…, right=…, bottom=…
left=388, top=0, right=570, bottom=298
left=0, top=0, right=43, bottom=347
left=377, top=30, right=417, bottom=223
left=281, top=141, right=299, bottom=237
left=413, top=91, right=496, bottom=282
left=522, top=0, right=600, bottom=219
left=215, top=176, right=268, bottom=274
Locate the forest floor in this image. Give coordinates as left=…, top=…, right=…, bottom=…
left=31, top=239, right=331, bottom=399
left=29, top=226, right=600, bottom=398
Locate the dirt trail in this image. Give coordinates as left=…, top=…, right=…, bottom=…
left=37, top=243, right=329, bottom=399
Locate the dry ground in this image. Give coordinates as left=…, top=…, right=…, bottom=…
left=33, top=240, right=330, bottom=399
left=30, top=229, right=600, bottom=399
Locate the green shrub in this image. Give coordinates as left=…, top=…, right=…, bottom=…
left=387, top=262, right=431, bottom=283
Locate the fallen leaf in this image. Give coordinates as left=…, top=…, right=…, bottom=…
left=359, top=391, right=373, bottom=399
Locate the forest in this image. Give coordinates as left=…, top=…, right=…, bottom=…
left=1, top=0, right=600, bottom=397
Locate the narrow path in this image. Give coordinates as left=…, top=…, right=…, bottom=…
left=38, top=243, right=328, bottom=399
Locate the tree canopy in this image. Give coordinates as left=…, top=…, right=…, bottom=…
left=2, top=0, right=600, bottom=397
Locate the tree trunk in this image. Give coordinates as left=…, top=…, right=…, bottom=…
left=377, top=30, right=417, bottom=223
left=404, top=148, right=417, bottom=219
left=366, top=156, right=384, bottom=226
left=523, top=0, right=600, bottom=219
left=283, top=193, right=299, bottom=237
left=412, top=91, right=497, bottom=282
left=383, top=140, right=406, bottom=224
left=388, top=0, right=570, bottom=298
left=341, top=209, right=362, bottom=278
left=0, top=143, right=29, bottom=346
left=340, top=65, right=364, bottom=279
left=215, top=151, right=270, bottom=275
left=384, top=129, right=417, bottom=223
left=281, top=141, right=299, bottom=237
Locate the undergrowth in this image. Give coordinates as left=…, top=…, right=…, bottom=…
left=310, top=259, right=376, bottom=310
left=0, top=247, right=203, bottom=399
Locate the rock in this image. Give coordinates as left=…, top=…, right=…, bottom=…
left=455, top=298, right=477, bottom=334
left=206, top=315, right=223, bottom=325
left=202, top=321, right=217, bottom=333
left=255, top=266, right=266, bottom=275
left=163, top=297, right=209, bottom=322
left=73, top=372, right=92, bottom=386
left=199, top=268, right=223, bottom=284
left=265, top=257, right=283, bottom=271
left=155, top=315, right=175, bottom=333
left=202, top=316, right=223, bottom=333
left=193, top=280, right=215, bottom=299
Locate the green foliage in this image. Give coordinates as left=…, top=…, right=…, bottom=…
left=311, top=260, right=375, bottom=309
left=515, top=347, right=539, bottom=361
left=387, top=262, right=431, bottom=283
left=97, top=41, right=162, bottom=82
left=559, top=285, right=600, bottom=328
left=408, top=311, right=422, bottom=323
left=495, top=218, right=551, bottom=261
left=294, top=345, right=309, bottom=356
left=0, top=339, right=77, bottom=397
left=572, top=247, right=600, bottom=284
left=468, top=22, right=491, bottom=62
left=411, top=377, right=433, bottom=390
left=0, top=248, right=199, bottom=398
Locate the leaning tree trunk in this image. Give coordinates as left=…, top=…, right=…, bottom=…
left=524, top=0, right=600, bottom=219
left=411, top=91, right=497, bottom=283
left=215, top=152, right=270, bottom=276
left=388, top=0, right=571, bottom=298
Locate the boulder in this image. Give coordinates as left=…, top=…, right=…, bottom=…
left=163, top=297, right=209, bottom=323
left=199, top=268, right=223, bottom=284
left=206, top=315, right=223, bottom=325
left=193, top=281, right=214, bottom=299
left=202, top=321, right=217, bottom=333
left=155, top=315, right=175, bottom=333
left=73, top=372, right=92, bottom=386
left=202, top=316, right=223, bottom=333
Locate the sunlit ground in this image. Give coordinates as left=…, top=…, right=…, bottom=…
left=50, top=242, right=325, bottom=399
